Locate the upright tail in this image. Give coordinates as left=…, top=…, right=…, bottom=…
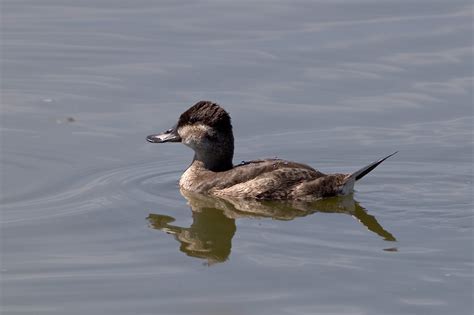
left=350, top=151, right=398, bottom=182
left=341, top=152, right=398, bottom=195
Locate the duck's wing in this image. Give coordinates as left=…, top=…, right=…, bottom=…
left=212, top=159, right=326, bottom=199
left=290, top=173, right=349, bottom=199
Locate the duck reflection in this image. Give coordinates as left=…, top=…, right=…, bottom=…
left=147, top=190, right=395, bottom=264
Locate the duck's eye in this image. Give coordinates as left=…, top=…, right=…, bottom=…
left=166, top=128, right=173, bottom=133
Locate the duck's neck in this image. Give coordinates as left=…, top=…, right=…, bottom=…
left=192, top=145, right=234, bottom=172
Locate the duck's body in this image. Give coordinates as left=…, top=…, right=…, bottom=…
left=180, top=159, right=345, bottom=200
left=147, top=101, right=396, bottom=200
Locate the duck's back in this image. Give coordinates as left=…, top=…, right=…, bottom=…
left=180, top=159, right=348, bottom=200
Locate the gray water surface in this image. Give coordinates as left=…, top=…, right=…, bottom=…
left=1, top=1, right=473, bottom=314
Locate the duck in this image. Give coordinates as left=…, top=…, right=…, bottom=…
left=147, top=101, right=396, bottom=200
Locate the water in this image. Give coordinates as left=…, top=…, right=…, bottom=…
left=1, top=1, right=473, bottom=314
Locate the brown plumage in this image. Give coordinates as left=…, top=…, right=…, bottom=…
left=147, top=101, right=396, bottom=200
left=178, top=101, right=232, bottom=133
left=178, top=159, right=348, bottom=200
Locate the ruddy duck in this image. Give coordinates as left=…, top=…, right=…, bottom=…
left=147, top=101, right=397, bottom=200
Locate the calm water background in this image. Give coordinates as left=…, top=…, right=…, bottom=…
left=1, top=1, right=473, bottom=314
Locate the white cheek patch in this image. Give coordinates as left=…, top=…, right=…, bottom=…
left=178, top=124, right=212, bottom=147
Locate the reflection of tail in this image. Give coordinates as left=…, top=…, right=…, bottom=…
left=352, top=204, right=396, bottom=241
left=341, top=152, right=398, bottom=194
left=311, top=196, right=397, bottom=241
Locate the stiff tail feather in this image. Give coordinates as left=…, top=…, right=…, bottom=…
left=341, top=152, right=398, bottom=195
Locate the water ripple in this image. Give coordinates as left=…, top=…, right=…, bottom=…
left=1, top=160, right=183, bottom=225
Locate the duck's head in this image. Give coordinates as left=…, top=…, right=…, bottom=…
left=147, top=101, right=234, bottom=171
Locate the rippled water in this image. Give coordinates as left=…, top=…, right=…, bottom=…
left=1, top=1, right=473, bottom=314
